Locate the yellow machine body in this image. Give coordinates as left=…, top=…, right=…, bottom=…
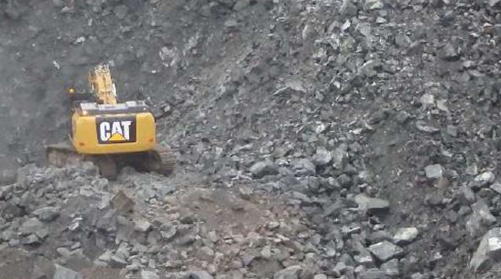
left=71, top=111, right=156, bottom=155
left=46, top=64, right=176, bottom=179
left=69, top=64, right=157, bottom=155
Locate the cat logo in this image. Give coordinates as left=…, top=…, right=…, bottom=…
left=96, top=117, right=136, bottom=144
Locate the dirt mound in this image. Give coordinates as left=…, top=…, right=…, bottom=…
left=0, top=163, right=322, bottom=278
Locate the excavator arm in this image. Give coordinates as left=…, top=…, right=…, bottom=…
left=88, top=64, right=118, bottom=105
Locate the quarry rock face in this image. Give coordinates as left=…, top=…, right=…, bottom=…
left=1, top=0, right=501, bottom=277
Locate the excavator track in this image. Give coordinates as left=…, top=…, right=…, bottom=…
left=46, top=142, right=175, bottom=179
left=46, top=142, right=117, bottom=180
left=45, top=142, right=84, bottom=168
left=96, top=156, right=118, bottom=180
left=141, top=145, right=176, bottom=176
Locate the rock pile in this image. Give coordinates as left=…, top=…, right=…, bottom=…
left=1, top=0, right=501, bottom=278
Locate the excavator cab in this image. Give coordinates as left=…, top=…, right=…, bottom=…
left=68, top=88, right=94, bottom=107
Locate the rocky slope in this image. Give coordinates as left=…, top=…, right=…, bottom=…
left=2, top=0, right=501, bottom=278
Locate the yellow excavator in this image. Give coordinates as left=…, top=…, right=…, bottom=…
left=45, top=64, right=175, bottom=179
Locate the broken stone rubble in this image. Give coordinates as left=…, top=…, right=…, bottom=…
left=393, top=227, right=419, bottom=245
left=470, top=228, right=501, bottom=273
left=354, top=194, right=390, bottom=215
left=1, top=0, right=501, bottom=277
left=368, top=240, right=405, bottom=262
left=53, top=264, right=83, bottom=279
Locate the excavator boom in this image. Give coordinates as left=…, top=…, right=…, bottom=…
left=88, top=64, right=117, bottom=105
